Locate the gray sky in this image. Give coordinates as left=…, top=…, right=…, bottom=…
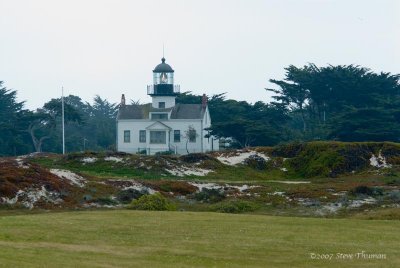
left=1, top=0, right=399, bottom=109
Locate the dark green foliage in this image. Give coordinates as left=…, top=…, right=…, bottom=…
left=117, top=189, right=148, bottom=204
left=177, top=92, right=290, bottom=147
left=83, top=194, right=92, bottom=201
left=146, top=181, right=198, bottom=195
left=0, top=88, right=118, bottom=155
left=0, top=81, right=31, bottom=156
left=93, top=197, right=119, bottom=206
left=208, top=94, right=290, bottom=147
left=211, top=200, right=259, bottom=213
left=180, top=153, right=214, bottom=163
left=272, top=141, right=400, bottom=178
left=194, top=188, right=225, bottom=203
left=388, top=191, right=400, bottom=202
left=243, top=155, right=267, bottom=170
left=329, top=108, right=400, bottom=142
left=137, top=149, right=147, bottom=155
left=350, top=186, right=383, bottom=196
left=268, top=64, right=400, bottom=142
left=271, top=142, right=305, bottom=158
left=155, top=150, right=174, bottom=155
left=176, top=91, right=202, bottom=104
left=129, top=193, right=176, bottom=211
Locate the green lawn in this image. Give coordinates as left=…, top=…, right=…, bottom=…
left=0, top=210, right=398, bottom=267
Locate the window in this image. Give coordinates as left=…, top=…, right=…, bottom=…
left=139, top=130, right=146, bottom=143
left=174, top=130, right=180, bottom=142
left=158, top=102, right=165, bottom=109
left=189, top=129, right=196, bottom=143
left=124, top=130, right=131, bottom=143
left=150, top=131, right=166, bottom=144
left=151, top=113, right=168, bottom=120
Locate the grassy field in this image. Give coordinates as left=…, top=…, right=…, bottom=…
left=0, top=210, right=398, bottom=267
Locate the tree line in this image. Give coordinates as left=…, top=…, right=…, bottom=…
left=0, top=83, right=118, bottom=156
left=1, top=64, right=399, bottom=156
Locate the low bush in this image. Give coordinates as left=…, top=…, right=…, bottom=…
left=388, top=191, right=400, bottom=202
left=211, top=200, right=259, bottom=214
left=147, top=181, right=197, bottom=195
left=386, top=179, right=400, bottom=186
left=129, top=193, right=176, bottom=211
left=117, top=189, right=148, bottom=204
left=93, top=197, right=118, bottom=206
left=350, top=185, right=383, bottom=196
left=155, top=150, right=174, bottom=156
left=194, top=188, right=225, bottom=203
left=243, top=155, right=267, bottom=170
left=137, top=149, right=147, bottom=155
left=180, top=153, right=214, bottom=163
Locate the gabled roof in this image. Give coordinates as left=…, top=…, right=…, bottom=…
left=117, top=103, right=205, bottom=120
left=146, top=121, right=172, bottom=130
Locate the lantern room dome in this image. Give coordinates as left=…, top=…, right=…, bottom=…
left=153, top=57, right=174, bottom=73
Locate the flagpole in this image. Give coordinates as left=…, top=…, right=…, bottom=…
left=62, top=86, right=65, bottom=155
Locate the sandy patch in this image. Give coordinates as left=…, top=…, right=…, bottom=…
left=370, top=151, right=391, bottom=168
left=104, top=157, right=124, bottom=163
left=15, top=158, right=29, bottom=169
left=166, top=167, right=212, bottom=177
left=81, top=157, right=97, bottom=164
left=108, top=180, right=156, bottom=194
left=188, top=182, right=223, bottom=192
left=348, top=197, right=377, bottom=208
left=216, top=151, right=270, bottom=166
left=188, top=182, right=259, bottom=194
left=50, top=169, right=86, bottom=187
left=1, top=186, right=62, bottom=209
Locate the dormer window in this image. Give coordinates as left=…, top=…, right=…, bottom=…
left=151, top=113, right=168, bottom=120
left=158, top=102, right=165, bottom=109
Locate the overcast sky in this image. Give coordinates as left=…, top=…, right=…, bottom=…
left=0, top=0, right=399, bottom=109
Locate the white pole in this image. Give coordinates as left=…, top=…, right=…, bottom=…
left=62, top=86, right=65, bottom=155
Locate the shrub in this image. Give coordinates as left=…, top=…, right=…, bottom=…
left=386, top=179, right=400, bottom=186
left=129, top=193, right=176, bottom=211
left=137, top=149, right=147, bottom=155
left=350, top=186, right=383, bottom=196
left=243, top=155, right=267, bottom=170
left=180, top=153, right=214, bottom=163
left=388, top=191, right=400, bottom=202
left=148, top=181, right=197, bottom=195
left=93, top=197, right=118, bottom=206
left=194, top=188, right=225, bottom=203
left=211, top=200, right=259, bottom=214
left=155, top=150, right=174, bottom=155
left=117, top=189, right=148, bottom=204
left=83, top=194, right=92, bottom=201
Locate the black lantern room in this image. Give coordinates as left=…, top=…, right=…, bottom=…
left=147, top=57, right=180, bottom=96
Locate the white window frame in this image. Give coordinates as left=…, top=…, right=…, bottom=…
left=124, top=130, right=131, bottom=143
left=150, top=131, right=166, bottom=144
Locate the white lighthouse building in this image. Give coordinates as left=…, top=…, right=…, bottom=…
left=116, top=57, right=219, bottom=155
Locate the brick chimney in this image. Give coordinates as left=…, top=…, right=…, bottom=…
left=201, top=94, right=208, bottom=109
left=121, top=94, right=126, bottom=106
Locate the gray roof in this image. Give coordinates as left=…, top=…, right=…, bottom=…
left=117, top=104, right=151, bottom=119
left=153, top=58, right=174, bottom=73
left=117, top=103, right=205, bottom=120
left=170, top=104, right=204, bottom=119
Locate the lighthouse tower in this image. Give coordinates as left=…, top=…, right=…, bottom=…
left=147, top=57, right=180, bottom=109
